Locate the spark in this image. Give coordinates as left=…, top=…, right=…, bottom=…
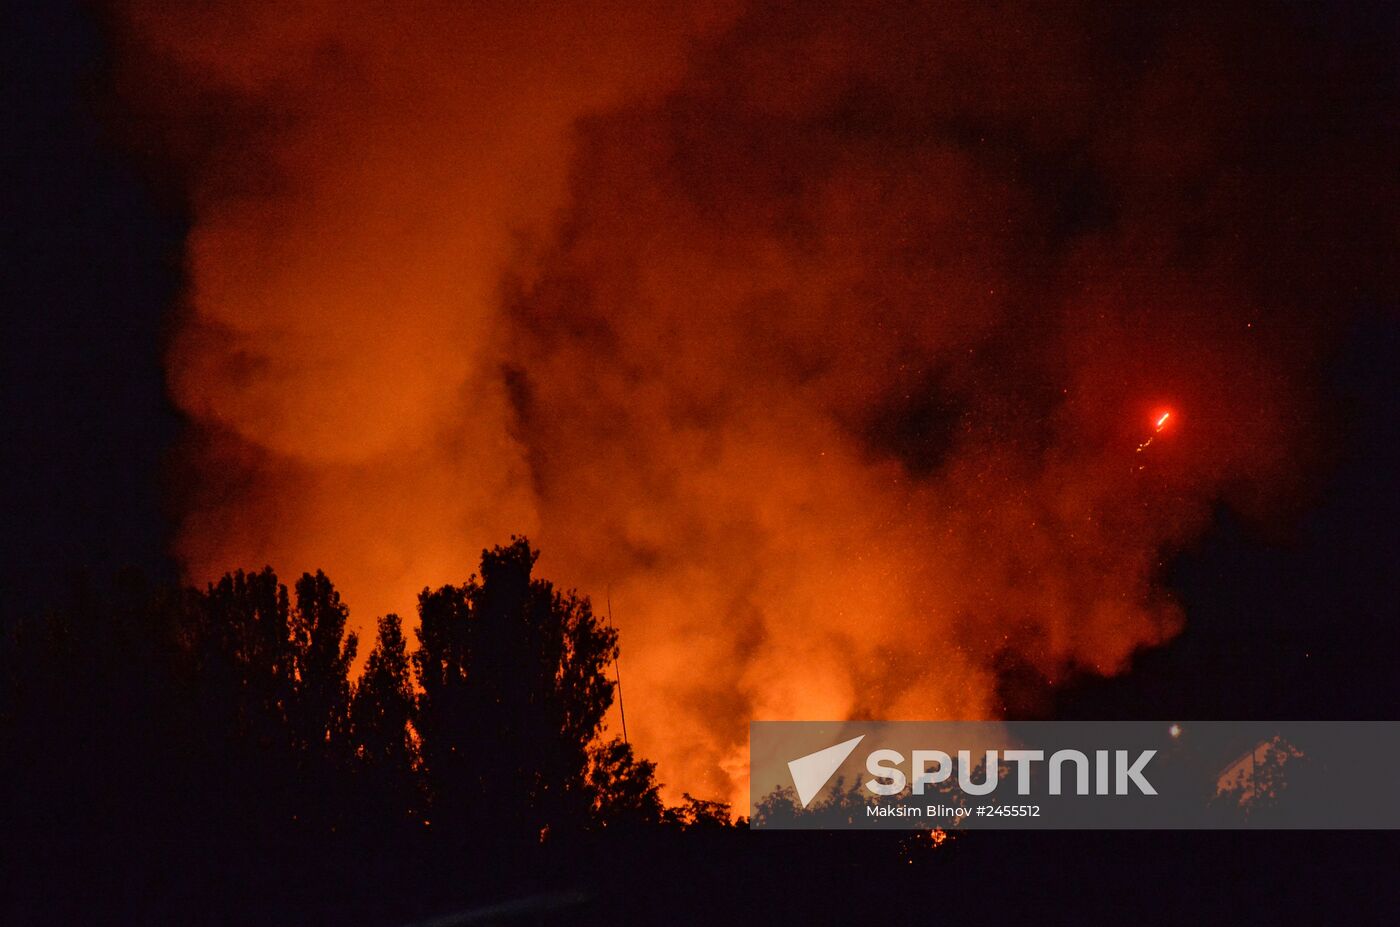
left=1169, top=723, right=1182, bottom=738
left=1136, top=409, right=1175, bottom=454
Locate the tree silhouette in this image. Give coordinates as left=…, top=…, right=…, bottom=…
left=412, top=572, right=477, bottom=840
left=290, top=570, right=358, bottom=755
left=413, top=537, right=619, bottom=842
left=351, top=613, right=417, bottom=770
left=178, top=568, right=304, bottom=839
left=349, top=612, right=421, bottom=831
left=666, top=793, right=735, bottom=830
left=588, top=736, right=666, bottom=827
left=0, top=540, right=754, bottom=924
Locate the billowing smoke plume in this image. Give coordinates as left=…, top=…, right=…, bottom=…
left=114, top=1, right=1394, bottom=802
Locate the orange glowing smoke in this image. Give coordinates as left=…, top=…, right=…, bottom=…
left=110, top=1, right=1388, bottom=803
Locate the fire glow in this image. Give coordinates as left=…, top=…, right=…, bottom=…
left=114, top=1, right=1330, bottom=803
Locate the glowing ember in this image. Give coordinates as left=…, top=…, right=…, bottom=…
left=1137, top=409, right=1176, bottom=455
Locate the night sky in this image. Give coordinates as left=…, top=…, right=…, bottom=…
left=3, top=0, right=182, bottom=615
left=3, top=0, right=1397, bottom=733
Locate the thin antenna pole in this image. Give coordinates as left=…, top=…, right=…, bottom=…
left=607, top=589, right=629, bottom=745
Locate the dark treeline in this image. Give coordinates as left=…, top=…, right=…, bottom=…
left=3, top=538, right=1393, bottom=925
left=0, top=538, right=740, bottom=923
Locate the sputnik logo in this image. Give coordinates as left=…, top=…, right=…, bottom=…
left=788, top=735, right=865, bottom=808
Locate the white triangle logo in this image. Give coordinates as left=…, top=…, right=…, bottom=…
left=788, top=735, right=866, bottom=808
